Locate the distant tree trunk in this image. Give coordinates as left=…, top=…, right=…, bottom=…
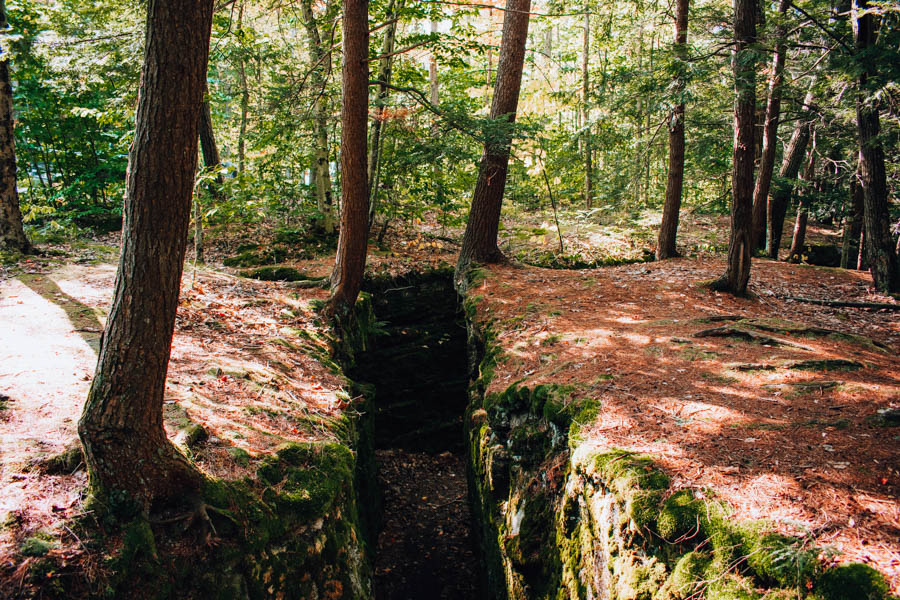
left=853, top=0, right=899, bottom=292
left=857, top=226, right=865, bottom=270
left=78, top=0, right=214, bottom=510
left=237, top=1, right=249, bottom=174
left=367, top=0, right=402, bottom=226
left=713, top=0, right=756, bottom=295
left=766, top=83, right=815, bottom=259
left=656, top=0, right=688, bottom=261
left=751, top=0, right=789, bottom=250
left=196, top=86, right=222, bottom=264
left=582, top=5, right=593, bottom=208
left=457, top=0, right=531, bottom=276
left=327, top=0, right=369, bottom=316
left=840, top=162, right=864, bottom=269
left=429, top=20, right=439, bottom=106
left=788, top=143, right=815, bottom=262
left=0, top=0, right=30, bottom=254
left=301, top=0, right=335, bottom=234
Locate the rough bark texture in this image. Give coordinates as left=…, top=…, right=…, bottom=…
left=78, top=0, right=214, bottom=510
left=457, top=0, right=531, bottom=275
left=0, top=1, right=30, bottom=254
left=766, top=84, right=814, bottom=259
left=656, top=0, right=688, bottom=261
left=751, top=0, right=788, bottom=250
left=582, top=7, right=593, bottom=209
left=788, top=146, right=815, bottom=262
left=853, top=0, right=899, bottom=292
left=328, top=0, right=369, bottom=315
left=301, top=0, right=335, bottom=234
left=368, top=0, right=402, bottom=224
left=840, top=162, right=864, bottom=269
left=716, top=0, right=756, bottom=294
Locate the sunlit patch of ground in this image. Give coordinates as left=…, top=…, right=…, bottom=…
left=472, top=258, right=900, bottom=591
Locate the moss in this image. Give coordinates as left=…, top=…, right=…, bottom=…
left=814, top=563, right=891, bottom=600
left=705, top=573, right=762, bottom=600
left=223, top=246, right=288, bottom=267
left=657, top=490, right=704, bottom=542
left=787, top=359, right=864, bottom=372
left=258, top=442, right=355, bottom=522
left=656, top=551, right=711, bottom=599
left=744, top=531, right=819, bottom=589
left=226, top=446, right=251, bottom=466
left=613, top=554, right=667, bottom=600
left=20, top=536, right=55, bottom=557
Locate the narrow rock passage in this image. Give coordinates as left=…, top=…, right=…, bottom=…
left=374, top=449, right=479, bottom=599
left=349, top=272, right=481, bottom=599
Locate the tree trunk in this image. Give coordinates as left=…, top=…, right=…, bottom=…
left=656, top=0, right=688, bottom=261
left=751, top=0, right=789, bottom=250
left=457, top=0, right=531, bottom=275
left=714, top=0, right=756, bottom=295
left=0, top=0, right=31, bottom=254
left=766, top=83, right=815, bottom=259
left=237, top=1, right=249, bottom=174
left=367, top=0, right=402, bottom=226
left=788, top=144, right=815, bottom=262
left=853, top=0, right=899, bottom=292
left=301, top=0, right=336, bottom=234
left=840, top=159, right=863, bottom=269
left=327, top=0, right=369, bottom=316
left=78, top=0, right=214, bottom=511
left=196, top=86, right=221, bottom=264
left=582, top=5, right=593, bottom=208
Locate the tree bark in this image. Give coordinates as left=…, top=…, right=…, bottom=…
left=0, top=0, right=31, bottom=254
left=196, top=85, right=222, bottom=264
left=840, top=160, right=864, bottom=269
left=766, top=83, right=815, bottom=259
left=751, top=0, right=789, bottom=250
left=367, top=0, right=402, bottom=226
left=582, top=6, right=593, bottom=209
left=714, top=0, right=756, bottom=295
left=327, top=0, right=369, bottom=315
left=788, top=144, right=815, bottom=262
left=301, top=0, right=335, bottom=234
left=457, top=0, right=531, bottom=275
left=656, top=0, right=688, bottom=260
left=78, top=0, right=214, bottom=511
left=853, top=0, right=899, bottom=292
left=237, top=1, right=249, bottom=174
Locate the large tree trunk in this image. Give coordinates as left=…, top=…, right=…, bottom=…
left=456, top=0, right=531, bottom=275
left=714, top=0, right=756, bottom=294
left=766, top=84, right=815, bottom=259
left=301, top=0, right=335, bottom=234
left=853, top=0, right=899, bottom=292
left=582, top=6, right=593, bottom=209
left=840, top=161, right=864, bottom=269
left=0, top=0, right=30, bottom=254
left=368, top=0, right=402, bottom=225
left=656, top=0, right=689, bottom=261
left=751, top=0, right=789, bottom=250
left=78, top=0, right=214, bottom=511
left=327, top=0, right=369, bottom=316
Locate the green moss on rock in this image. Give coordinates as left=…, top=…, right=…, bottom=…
left=814, top=563, right=892, bottom=600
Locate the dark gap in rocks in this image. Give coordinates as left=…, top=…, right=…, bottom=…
left=348, top=271, right=482, bottom=600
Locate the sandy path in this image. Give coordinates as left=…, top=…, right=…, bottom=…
left=0, top=264, right=115, bottom=530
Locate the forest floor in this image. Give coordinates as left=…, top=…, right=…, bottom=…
left=0, top=212, right=898, bottom=595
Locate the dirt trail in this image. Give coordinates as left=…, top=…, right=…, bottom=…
left=0, top=264, right=115, bottom=549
